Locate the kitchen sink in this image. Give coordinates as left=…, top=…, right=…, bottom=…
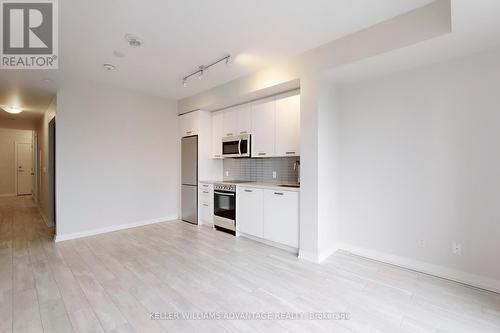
left=278, top=184, right=300, bottom=188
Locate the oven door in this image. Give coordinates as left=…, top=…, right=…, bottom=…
left=213, top=190, right=236, bottom=231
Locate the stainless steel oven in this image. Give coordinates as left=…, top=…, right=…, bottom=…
left=213, top=183, right=236, bottom=233
left=222, top=134, right=251, bottom=158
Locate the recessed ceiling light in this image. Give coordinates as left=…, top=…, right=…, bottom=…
left=41, top=78, right=52, bottom=83
left=103, top=63, right=117, bottom=71
left=2, top=106, right=23, bottom=114
left=113, top=50, right=126, bottom=58
left=125, top=34, right=143, bottom=47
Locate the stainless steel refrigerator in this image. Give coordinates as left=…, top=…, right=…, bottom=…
left=181, top=135, right=198, bottom=224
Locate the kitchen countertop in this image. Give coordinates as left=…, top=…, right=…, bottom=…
left=199, top=180, right=222, bottom=184
left=199, top=180, right=300, bottom=192
left=235, top=182, right=300, bottom=192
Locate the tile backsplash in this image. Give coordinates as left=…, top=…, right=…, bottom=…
left=223, top=157, right=300, bottom=183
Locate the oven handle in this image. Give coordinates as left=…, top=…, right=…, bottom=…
left=214, top=191, right=235, bottom=196
left=238, top=139, right=242, bottom=155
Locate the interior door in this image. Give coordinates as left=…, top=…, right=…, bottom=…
left=17, top=142, right=33, bottom=195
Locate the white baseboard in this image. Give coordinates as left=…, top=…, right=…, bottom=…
left=0, top=193, right=16, bottom=197
left=337, top=243, right=500, bottom=294
left=319, top=243, right=340, bottom=263
left=37, top=207, right=53, bottom=228
left=298, top=249, right=320, bottom=263
left=298, top=244, right=340, bottom=263
left=54, top=215, right=178, bottom=242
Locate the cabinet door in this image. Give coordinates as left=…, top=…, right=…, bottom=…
left=179, top=111, right=199, bottom=137
left=200, top=202, right=213, bottom=225
left=237, top=105, right=252, bottom=135
left=275, top=94, right=300, bottom=157
left=211, top=111, right=224, bottom=158
left=263, top=189, right=299, bottom=248
left=251, top=99, right=275, bottom=158
left=236, top=187, right=264, bottom=238
left=222, top=107, right=238, bottom=138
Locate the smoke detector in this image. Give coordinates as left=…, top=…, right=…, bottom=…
left=125, top=34, right=143, bottom=47
left=103, top=63, right=117, bottom=71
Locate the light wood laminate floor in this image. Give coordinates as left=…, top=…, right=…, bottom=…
left=1, top=196, right=500, bottom=333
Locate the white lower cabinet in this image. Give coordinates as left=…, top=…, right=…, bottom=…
left=198, top=183, right=214, bottom=225
left=236, top=187, right=263, bottom=237
left=237, top=186, right=299, bottom=249
left=263, top=189, right=299, bottom=248
left=200, top=202, right=213, bottom=225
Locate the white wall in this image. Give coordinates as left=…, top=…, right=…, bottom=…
left=37, top=97, right=56, bottom=222
left=317, top=82, right=341, bottom=260
left=336, top=47, right=500, bottom=287
left=0, top=128, right=33, bottom=196
left=56, top=80, right=179, bottom=239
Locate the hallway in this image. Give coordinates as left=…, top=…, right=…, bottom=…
left=0, top=196, right=55, bottom=333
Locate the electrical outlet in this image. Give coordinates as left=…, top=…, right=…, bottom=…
left=272, top=171, right=277, bottom=179
left=225, top=171, right=229, bottom=177
left=452, top=242, right=462, bottom=256
left=418, top=239, right=426, bottom=249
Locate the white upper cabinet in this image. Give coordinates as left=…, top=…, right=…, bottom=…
left=222, top=106, right=238, bottom=137
left=221, top=105, right=251, bottom=138
left=209, top=91, right=300, bottom=158
left=237, top=104, right=252, bottom=135
left=179, top=111, right=199, bottom=137
left=251, top=98, right=276, bottom=158
left=211, top=111, right=224, bottom=158
left=275, top=94, right=300, bottom=157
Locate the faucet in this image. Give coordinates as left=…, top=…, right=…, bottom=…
left=294, top=160, right=301, bottom=184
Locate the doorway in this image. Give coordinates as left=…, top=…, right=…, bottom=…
left=16, top=142, right=33, bottom=195
left=49, top=118, right=56, bottom=227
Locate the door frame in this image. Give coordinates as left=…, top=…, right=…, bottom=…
left=48, top=118, right=56, bottom=228
left=14, top=141, right=33, bottom=196
left=32, top=132, right=38, bottom=203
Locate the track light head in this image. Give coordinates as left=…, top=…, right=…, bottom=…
left=198, top=66, right=204, bottom=80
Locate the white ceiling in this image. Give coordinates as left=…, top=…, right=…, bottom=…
left=0, top=0, right=434, bottom=112
left=2, top=0, right=500, bottom=122
left=327, top=0, right=500, bottom=84
left=0, top=71, right=57, bottom=127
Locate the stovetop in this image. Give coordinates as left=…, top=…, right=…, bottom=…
left=214, top=180, right=254, bottom=192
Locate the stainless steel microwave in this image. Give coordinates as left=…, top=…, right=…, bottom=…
left=222, top=134, right=251, bottom=158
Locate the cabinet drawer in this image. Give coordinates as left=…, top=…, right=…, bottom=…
left=200, top=183, right=213, bottom=190
left=199, top=188, right=213, bottom=203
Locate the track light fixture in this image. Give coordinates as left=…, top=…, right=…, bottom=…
left=182, top=55, right=230, bottom=87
